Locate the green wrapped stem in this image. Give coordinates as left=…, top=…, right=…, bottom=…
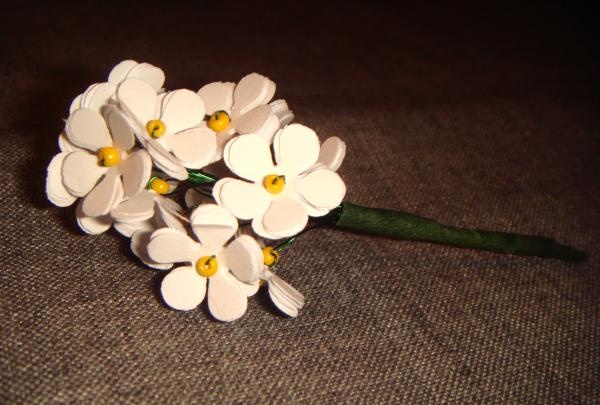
left=187, top=170, right=217, bottom=185
left=327, top=203, right=586, bottom=262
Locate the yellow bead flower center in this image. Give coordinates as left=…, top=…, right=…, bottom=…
left=196, top=255, right=219, bottom=278
left=148, top=177, right=169, bottom=195
left=263, top=174, right=286, bottom=194
left=208, top=110, right=230, bottom=132
left=262, top=246, right=280, bottom=267
left=97, top=146, right=121, bottom=167
left=146, top=119, right=166, bottom=138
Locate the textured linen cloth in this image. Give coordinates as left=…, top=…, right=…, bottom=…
left=1, top=2, right=598, bottom=404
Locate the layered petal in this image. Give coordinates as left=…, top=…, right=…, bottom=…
left=111, top=190, right=155, bottom=223
left=105, top=107, right=135, bottom=151
left=161, top=266, right=206, bottom=311
left=119, top=149, right=152, bottom=197
left=108, top=60, right=138, bottom=84
left=295, top=168, right=346, bottom=210
left=147, top=228, right=198, bottom=264
left=197, top=81, right=234, bottom=114
left=160, top=89, right=205, bottom=135
left=126, top=62, right=165, bottom=92
left=190, top=204, right=238, bottom=249
left=273, top=124, right=320, bottom=178
left=117, top=78, right=158, bottom=126
left=81, top=168, right=123, bottom=217
left=223, top=134, right=274, bottom=182
left=215, top=178, right=271, bottom=221
left=170, top=127, right=217, bottom=169
left=76, top=201, right=112, bottom=235
left=66, top=108, right=113, bottom=152
left=258, top=197, right=308, bottom=239
left=232, top=73, right=275, bottom=116
left=207, top=270, right=247, bottom=322
left=222, top=235, right=263, bottom=283
left=61, top=151, right=108, bottom=197
left=145, top=139, right=188, bottom=180
left=130, top=229, right=173, bottom=270
left=46, top=152, right=76, bottom=207
left=317, top=136, right=346, bottom=172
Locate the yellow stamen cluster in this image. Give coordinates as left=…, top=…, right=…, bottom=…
left=208, top=110, right=231, bottom=132
left=262, top=246, right=280, bottom=267
left=263, top=174, right=286, bottom=194
left=146, top=119, right=166, bottom=138
left=97, top=146, right=121, bottom=167
left=196, top=255, right=219, bottom=278
left=149, top=177, right=169, bottom=195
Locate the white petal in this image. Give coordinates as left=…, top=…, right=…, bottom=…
left=145, top=139, right=189, bottom=180
left=190, top=204, right=238, bottom=249
left=78, top=84, right=100, bottom=109
left=108, top=60, right=138, bottom=84
left=261, top=197, right=308, bottom=238
left=83, top=82, right=116, bottom=112
left=130, top=229, right=173, bottom=270
left=120, top=149, right=152, bottom=197
left=216, top=178, right=271, bottom=220
left=269, top=273, right=305, bottom=308
left=169, top=127, right=217, bottom=169
left=105, top=106, right=135, bottom=151
left=58, top=132, right=82, bottom=152
left=250, top=216, right=280, bottom=240
left=66, top=108, right=113, bottom=151
left=274, top=124, right=320, bottom=178
left=154, top=197, right=187, bottom=233
left=69, top=93, right=83, bottom=114
left=223, top=134, right=274, bottom=182
left=232, top=104, right=271, bottom=135
left=160, top=89, right=205, bottom=135
left=81, top=169, right=123, bottom=217
left=147, top=228, right=197, bottom=264
left=114, top=219, right=152, bottom=238
left=232, top=73, right=275, bottom=116
left=241, top=280, right=260, bottom=297
left=269, top=99, right=294, bottom=126
left=161, top=266, right=206, bottom=311
left=222, top=235, right=263, bottom=283
left=207, top=270, right=247, bottom=322
left=197, top=81, right=234, bottom=114
left=127, top=62, right=165, bottom=92
left=111, top=190, right=155, bottom=223
left=233, top=106, right=281, bottom=143
left=76, top=201, right=112, bottom=234
left=46, top=152, right=76, bottom=207
left=318, top=136, right=346, bottom=172
left=117, top=78, right=158, bottom=126
left=268, top=274, right=304, bottom=317
left=255, top=112, right=281, bottom=143
left=295, top=168, right=346, bottom=210
left=61, top=151, right=108, bottom=197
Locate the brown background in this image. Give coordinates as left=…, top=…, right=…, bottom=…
left=1, top=1, right=599, bottom=404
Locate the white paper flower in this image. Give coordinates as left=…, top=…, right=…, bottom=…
left=197, top=73, right=294, bottom=159
left=116, top=78, right=216, bottom=179
left=213, top=124, right=346, bottom=239
left=46, top=107, right=152, bottom=234
left=69, top=59, right=165, bottom=114
left=146, top=204, right=263, bottom=321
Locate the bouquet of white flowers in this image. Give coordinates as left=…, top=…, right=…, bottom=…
left=47, top=60, right=586, bottom=322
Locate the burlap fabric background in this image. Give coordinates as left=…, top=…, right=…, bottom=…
left=1, top=2, right=598, bottom=404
